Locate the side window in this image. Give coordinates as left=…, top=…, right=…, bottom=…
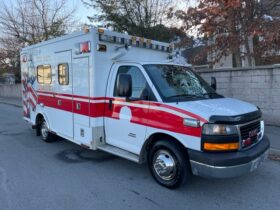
left=37, top=65, right=52, bottom=84
left=58, top=63, right=69, bottom=85
left=114, top=66, right=156, bottom=101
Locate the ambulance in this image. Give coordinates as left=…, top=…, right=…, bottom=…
left=21, top=27, right=270, bottom=188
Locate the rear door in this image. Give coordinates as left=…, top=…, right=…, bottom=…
left=72, top=56, right=90, bottom=144
left=54, top=50, right=73, bottom=138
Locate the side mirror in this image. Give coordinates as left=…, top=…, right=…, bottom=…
left=211, top=77, right=217, bottom=90
left=116, top=74, right=132, bottom=98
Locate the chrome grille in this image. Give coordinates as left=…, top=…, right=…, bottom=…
left=239, top=120, right=261, bottom=149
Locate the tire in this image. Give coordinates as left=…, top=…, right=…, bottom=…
left=148, top=140, right=191, bottom=189
left=40, top=120, right=57, bottom=142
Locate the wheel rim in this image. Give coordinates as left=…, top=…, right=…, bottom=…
left=153, top=150, right=177, bottom=181
left=41, top=122, right=48, bottom=140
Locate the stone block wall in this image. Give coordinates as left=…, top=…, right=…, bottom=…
left=197, top=65, right=280, bottom=126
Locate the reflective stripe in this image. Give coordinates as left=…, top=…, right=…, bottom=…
left=34, top=91, right=206, bottom=137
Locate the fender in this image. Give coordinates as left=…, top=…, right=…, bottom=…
left=139, top=129, right=201, bottom=164
left=35, top=110, right=51, bottom=131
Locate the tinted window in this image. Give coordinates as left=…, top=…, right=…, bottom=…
left=37, top=65, right=52, bottom=84
left=58, top=63, right=69, bottom=85
left=114, top=66, right=155, bottom=101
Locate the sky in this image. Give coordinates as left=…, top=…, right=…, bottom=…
left=71, top=0, right=92, bottom=24
left=1, top=0, right=197, bottom=25
left=0, top=0, right=199, bottom=36
left=0, top=0, right=92, bottom=24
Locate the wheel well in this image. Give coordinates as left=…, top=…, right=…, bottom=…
left=36, top=114, right=44, bottom=126
left=35, top=114, right=44, bottom=136
left=139, top=133, right=188, bottom=164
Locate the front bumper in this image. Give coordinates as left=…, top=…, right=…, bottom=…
left=188, top=135, right=270, bottom=178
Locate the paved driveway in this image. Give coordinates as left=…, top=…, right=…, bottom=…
left=0, top=103, right=279, bottom=210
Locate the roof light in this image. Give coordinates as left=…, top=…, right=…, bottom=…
left=98, top=28, right=105, bottom=34
left=83, top=25, right=90, bottom=33
left=139, top=37, right=144, bottom=44
left=131, top=36, right=137, bottom=45
left=97, top=33, right=170, bottom=52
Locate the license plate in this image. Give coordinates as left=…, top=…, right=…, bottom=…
left=250, top=152, right=267, bottom=172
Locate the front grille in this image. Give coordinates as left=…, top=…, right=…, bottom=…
left=240, top=120, right=261, bottom=148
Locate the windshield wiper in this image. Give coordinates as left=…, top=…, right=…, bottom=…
left=167, top=94, right=205, bottom=99
left=203, top=92, right=223, bottom=98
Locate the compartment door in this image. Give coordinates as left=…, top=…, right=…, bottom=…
left=73, top=57, right=90, bottom=144
left=54, top=50, right=73, bottom=138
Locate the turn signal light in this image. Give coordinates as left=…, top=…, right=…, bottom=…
left=204, top=142, right=239, bottom=151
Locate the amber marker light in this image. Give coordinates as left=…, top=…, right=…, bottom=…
left=98, top=28, right=105, bottom=34
left=204, top=142, right=239, bottom=151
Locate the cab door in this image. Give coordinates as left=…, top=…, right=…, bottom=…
left=104, top=64, right=153, bottom=154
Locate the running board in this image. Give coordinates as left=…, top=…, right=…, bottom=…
left=97, top=144, right=139, bottom=163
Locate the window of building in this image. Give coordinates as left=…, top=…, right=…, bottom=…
left=58, top=63, right=69, bottom=85
left=37, top=65, right=52, bottom=84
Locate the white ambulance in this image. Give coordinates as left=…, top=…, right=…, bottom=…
left=21, top=27, right=270, bottom=188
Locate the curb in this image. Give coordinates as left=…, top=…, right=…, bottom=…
left=269, top=148, right=280, bottom=157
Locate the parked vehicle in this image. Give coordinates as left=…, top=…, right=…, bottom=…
left=21, top=28, right=270, bottom=188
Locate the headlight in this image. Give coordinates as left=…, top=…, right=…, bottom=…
left=202, top=124, right=237, bottom=135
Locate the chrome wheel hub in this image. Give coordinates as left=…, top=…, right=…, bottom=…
left=153, top=150, right=177, bottom=181
left=41, top=122, right=48, bottom=139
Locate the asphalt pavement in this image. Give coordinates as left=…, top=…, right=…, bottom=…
left=0, top=101, right=280, bottom=210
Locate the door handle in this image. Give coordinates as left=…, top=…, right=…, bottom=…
left=57, top=100, right=62, bottom=106
left=108, top=99, right=113, bottom=110
left=76, top=103, right=81, bottom=110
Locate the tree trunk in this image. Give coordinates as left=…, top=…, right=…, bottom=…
left=244, top=36, right=253, bottom=67
left=234, top=51, right=242, bottom=67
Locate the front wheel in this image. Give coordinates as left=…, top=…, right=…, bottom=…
left=148, top=140, right=191, bottom=189
left=40, top=120, right=57, bottom=142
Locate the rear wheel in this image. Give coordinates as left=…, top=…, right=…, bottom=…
left=148, top=140, right=191, bottom=189
left=40, top=120, right=57, bottom=142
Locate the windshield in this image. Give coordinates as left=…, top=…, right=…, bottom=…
left=143, top=64, right=223, bottom=102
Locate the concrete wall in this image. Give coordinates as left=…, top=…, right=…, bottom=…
left=196, top=65, right=280, bottom=126
left=0, top=84, right=21, bottom=98
left=1, top=65, right=280, bottom=126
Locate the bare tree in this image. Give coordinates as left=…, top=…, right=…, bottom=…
left=82, top=0, right=188, bottom=41
left=0, top=0, right=77, bottom=81
left=0, top=0, right=76, bottom=45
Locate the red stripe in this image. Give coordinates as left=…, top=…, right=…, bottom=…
left=37, top=94, right=204, bottom=137
left=22, top=100, right=28, bottom=107
left=23, top=110, right=28, bottom=117
left=101, top=97, right=207, bottom=122
left=28, top=98, right=36, bottom=108
left=28, top=87, right=38, bottom=100
left=152, top=103, right=207, bottom=123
